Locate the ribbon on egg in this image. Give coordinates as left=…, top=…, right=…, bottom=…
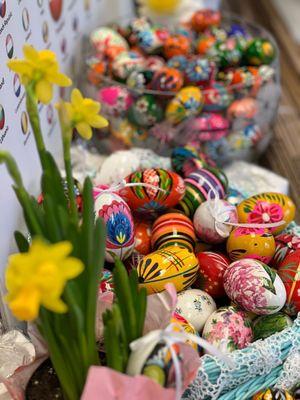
left=130, top=323, right=235, bottom=400
left=93, top=179, right=169, bottom=196
left=206, top=189, right=286, bottom=237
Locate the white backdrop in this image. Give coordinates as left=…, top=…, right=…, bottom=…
left=0, top=0, right=134, bottom=327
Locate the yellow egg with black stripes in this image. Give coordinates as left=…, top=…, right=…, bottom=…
left=137, top=246, right=198, bottom=294
left=237, top=192, right=296, bottom=235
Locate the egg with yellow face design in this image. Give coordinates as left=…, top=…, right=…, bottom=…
left=137, top=245, right=198, bottom=294
left=237, top=192, right=296, bottom=235
left=227, top=227, right=275, bottom=263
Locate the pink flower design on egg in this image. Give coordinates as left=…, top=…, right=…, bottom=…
left=247, top=201, right=283, bottom=224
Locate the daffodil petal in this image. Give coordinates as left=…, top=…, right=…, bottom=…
left=47, top=71, right=72, bottom=87
left=23, top=44, right=39, bottom=61
left=61, top=258, right=84, bottom=279
left=88, top=114, right=109, bottom=128
left=76, top=122, right=92, bottom=140
left=8, top=287, right=41, bottom=321
left=47, top=241, right=73, bottom=261
left=7, top=60, right=32, bottom=75
left=35, top=80, right=53, bottom=104
left=42, top=297, right=68, bottom=314
left=82, top=99, right=101, bottom=114
left=71, top=89, right=84, bottom=107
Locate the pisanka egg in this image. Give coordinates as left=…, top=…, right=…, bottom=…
left=134, top=219, right=152, bottom=255
left=150, top=67, right=184, bottom=92
left=94, top=188, right=135, bottom=262
left=252, top=312, right=293, bottom=341
left=195, top=251, right=230, bottom=297
left=175, top=289, right=217, bottom=332
left=278, top=250, right=300, bottom=316
left=137, top=246, right=198, bottom=294
left=97, top=86, right=133, bottom=118
left=224, top=258, right=286, bottom=315
left=166, top=86, right=203, bottom=125
left=171, top=312, right=199, bottom=351
left=227, top=227, right=276, bottom=264
left=271, top=233, right=300, bottom=268
left=110, top=118, right=147, bottom=146
left=202, top=306, right=253, bottom=353
left=163, top=34, right=191, bottom=59
left=193, top=199, right=238, bottom=244
left=227, top=98, right=259, bottom=121
left=184, top=58, right=215, bottom=86
left=237, top=192, right=296, bottom=235
left=90, top=27, right=129, bottom=53
left=151, top=212, right=196, bottom=251
left=253, top=388, right=294, bottom=400
left=191, top=9, right=221, bottom=32
left=128, top=94, right=164, bottom=127
left=99, top=269, right=114, bottom=294
left=203, top=81, right=233, bottom=112
left=120, top=168, right=186, bottom=214
left=176, top=167, right=228, bottom=217
left=112, top=51, right=145, bottom=80
left=186, top=113, right=230, bottom=142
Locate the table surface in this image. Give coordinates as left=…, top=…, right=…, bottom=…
left=224, top=0, right=300, bottom=222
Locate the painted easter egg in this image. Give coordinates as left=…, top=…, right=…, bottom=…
left=137, top=246, right=198, bottom=294
left=253, top=389, right=294, bottom=400
left=128, top=94, right=164, bottom=127
left=203, top=81, right=233, bottom=112
left=185, top=58, right=215, bottom=86
left=224, top=258, right=287, bottom=315
left=171, top=146, right=203, bottom=176
left=175, top=289, right=217, bottom=331
left=226, top=187, right=246, bottom=207
left=191, top=9, right=221, bottom=32
left=193, top=199, right=238, bottom=244
left=150, top=67, right=183, bottom=92
left=237, top=193, right=296, bottom=235
left=98, top=86, right=133, bottom=118
left=136, top=28, right=165, bottom=54
left=87, top=60, right=108, bottom=85
left=214, top=37, right=245, bottom=68
left=145, top=55, right=165, bottom=71
left=126, top=69, right=154, bottom=89
left=90, top=27, right=129, bottom=53
left=166, top=86, right=203, bottom=125
left=163, top=34, right=191, bottom=59
left=112, top=51, right=145, bottom=80
left=134, top=219, right=152, bottom=255
left=195, top=251, right=230, bottom=297
left=227, top=98, right=259, bottom=120
left=94, top=190, right=135, bottom=262
left=176, top=167, right=228, bottom=217
left=110, top=118, right=148, bottom=146
left=120, top=168, right=186, bottom=214
left=151, top=212, right=196, bottom=251
left=186, top=113, right=230, bottom=142
left=227, top=227, right=276, bottom=264
left=202, top=306, right=253, bottom=353
left=252, top=312, right=293, bottom=341
left=278, top=250, right=300, bottom=315
left=245, top=38, right=276, bottom=66
left=171, top=312, right=199, bottom=351
left=196, top=36, right=216, bottom=55
left=271, top=233, right=300, bottom=269
left=167, top=55, right=188, bottom=72
left=99, top=269, right=114, bottom=294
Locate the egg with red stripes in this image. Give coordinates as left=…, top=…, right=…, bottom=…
left=137, top=245, right=198, bottom=294
left=120, top=168, right=185, bottom=214
left=94, top=188, right=135, bottom=262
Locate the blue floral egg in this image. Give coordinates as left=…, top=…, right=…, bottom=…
left=167, top=55, right=188, bottom=72
left=94, top=189, right=135, bottom=262
left=185, top=58, right=215, bottom=86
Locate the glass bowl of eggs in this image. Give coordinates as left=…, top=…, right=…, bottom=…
left=80, top=9, right=280, bottom=166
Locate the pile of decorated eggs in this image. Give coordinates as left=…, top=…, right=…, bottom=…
left=94, top=154, right=299, bottom=361
left=87, top=10, right=279, bottom=164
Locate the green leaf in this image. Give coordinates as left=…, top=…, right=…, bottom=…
left=14, top=231, right=29, bottom=252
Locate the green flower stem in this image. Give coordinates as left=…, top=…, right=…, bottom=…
left=25, top=86, right=47, bottom=170
left=63, top=133, right=79, bottom=223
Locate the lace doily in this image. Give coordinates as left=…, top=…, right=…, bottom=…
left=182, top=315, right=300, bottom=400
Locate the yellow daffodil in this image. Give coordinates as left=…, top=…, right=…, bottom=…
left=64, top=88, right=108, bottom=140
left=7, top=45, right=72, bottom=104
left=141, top=0, right=181, bottom=13
left=5, top=239, right=83, bottom=321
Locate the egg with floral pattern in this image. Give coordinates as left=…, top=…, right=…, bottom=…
left=203, top=81, right=233, bottom=112
left=186, top=113, right=230, bottom=142
left=185, top=58, right=215, bottom=86
left=224, top=258, right=286, bottom=315
left=98, top=86, right=134, bottom=118
left=112, top=51, right=145, bottom=80
left=202, top=306, right=253, bottom=353
left=175, top=289, right=217, bottom=331
left=237, top=193, right=296, bottom=235
left=166, top=86, right=203, bottom=125
left=271, top=233, right=300, bottom=269
left=278, top=250, right=300, bottom=316
left=150, top=67, right=184, bottom=92
left=227, top=227, right=276, bottom=263
left=99, top=269, right=114, bottom=294
left=94, top=189, right=135, bottom=262
left=128, top=94, right=164, bottom=127
left=171, top=312, right=200, bottom=351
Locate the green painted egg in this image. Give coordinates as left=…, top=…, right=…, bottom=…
left=253, top=312, right=293, bottom=341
